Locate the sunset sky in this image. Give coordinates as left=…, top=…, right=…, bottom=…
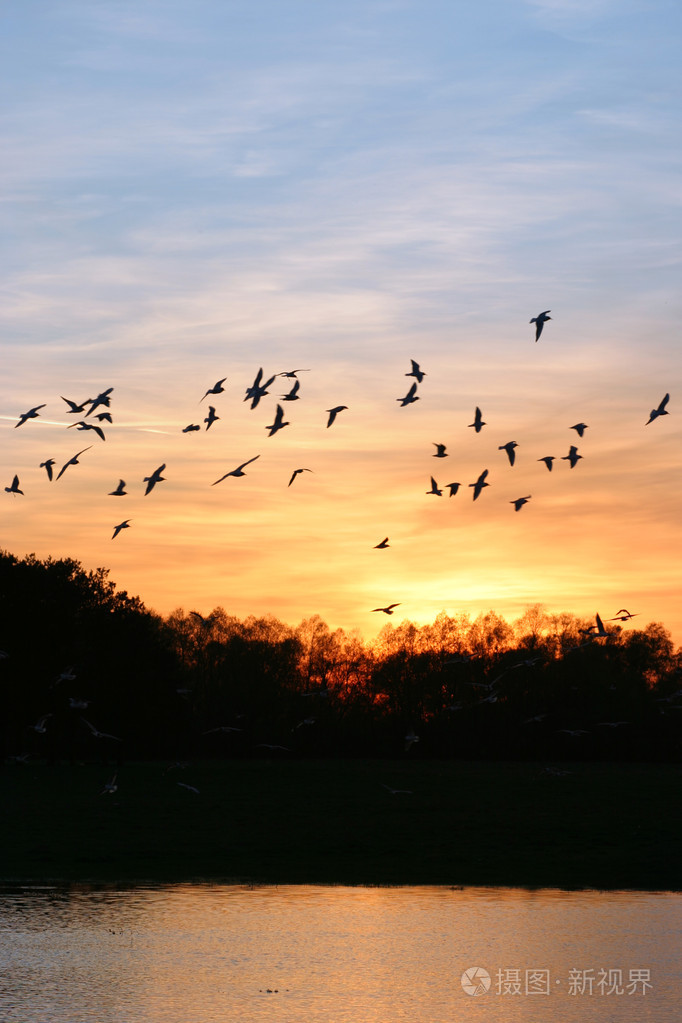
left=2, top=0, right=681, bottom=642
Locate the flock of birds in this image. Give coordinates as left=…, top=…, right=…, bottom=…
left=3, top=311, right=672, bottom=622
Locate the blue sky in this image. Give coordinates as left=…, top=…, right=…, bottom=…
left=1, top=0, right=681, bottom=639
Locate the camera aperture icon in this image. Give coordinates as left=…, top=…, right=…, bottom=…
left=461, top=966, right=491, bottom=995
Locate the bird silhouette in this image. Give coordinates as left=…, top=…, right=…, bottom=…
left=143, top=464, right=166, bottom=495
left=511, top=495, right=531, bottom=511
left=374, top=537, right=390, bottom=548
left=326, top=406, right=348, bottom=427
left=15, top=404, right=46, bottom=428
left=201, top=378, right=226, bottom=401
left=279, top=369, right=310, bottom=378
left=397, top=382, right=419, bottom=406
left=212, top=455, right=260, bottom=484
left=245, top=368, right=276, bottom=409
left=538, top=456, right=555, bottom=471
left=468, top=407, right=486, bottom=432
left=571, top=423, right=588, bottom=437
left=426, top=476, right=443, bottom=496
left=40, top=459, right=56, bottom=481
left=68, top=420, right=105, bottom=441
left=562, top=445, right=582, bottom=468
left=56, top=447, right=92, bottom=480
left=85, top=387, right=113, bottom=416
left=182, top=424, right=201, bottom=433
left=646, top=393, right=670, bottom=424
left=433, top=443, right=447, bottom=457
left=372, top=603, right=401, bottom=614
left=5, top=475, right=23, bottom=496
left=81, top=717, right=121, bottom=741
left=609, top=609, right=639, bottom=621
left=469, top=469, right=490, bottom=500
left=281, top=379, right=301, bottom=401
left=60, top=397, right=88, bottom=414
left=266, top=404, right=289, bottom=437
left=204, top=406, right=219, bottom=430
left=112, top=519, right=131, bottom=539
left=499, top=441, right=518, bottom=466
left=447, top=482, right=461, bottom=496
left=108, top=479, right=127, bottom=496
left=530, top=310, right=551, bottom=341
left=288, top=468, right=313, bottom=486
left=406, top=359, right=426, bottom=383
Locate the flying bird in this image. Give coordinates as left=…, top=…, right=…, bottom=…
left=397, top=382, right=419, bottom=406
left=204, top=406, right=219, bottom=430
left=60, top=397, right=88, bottom=414
left=499, top=441, right=518, bottom=466
left=182, top=424, right=201, bottom=433
left=646, top=393, right=670, bottom=424
left=469, top=469, right=490, bottom=500
left=40, top=459, right=56, bottom=481
left=279, top=369, right=310, bottom=378
left=511, top=495, right=532, bottom=511
left=56, top=447, right=92, bottom=480
left=433, top=443, right=448, bottom=458
left=374, top=537, right=390, bottom=548
left=609, top=609, right=639, bottom=621
left=85, top=387, right=113, bottom=416
left=143, top=464, right=166, bottom=495
left=5, top=475, right=25, bottom=496
left=81, top=717, right=121, bottom=741
left=15, top=404, right=46, bottom=428
left=382, top=784, right=413, bottom=795
left=404, top=729, right=420, bottom=751
left=562, top=445, right=582, bottom=468
left=100, top=775, right=118, bottom=796
left=29, top=714, right=52, bottom=733
left=571, top=423, right=588, bottom=437
left=95, top=412, right=113, bottom=424
left=288, top=468, right=313, bottom=486
left=372, top=604, right=401, bottom=615
left=530, top=310, right=551, bottom=341
left=112, top=519, right=131, bottom=539
left=201, top=378, right=226, bottom=401
left=212, top=455, right=260, bottom=484
left=266, top=404, right=289, bottom=437
left=447, top=482, right=461, bottom=496
left=280, top=379, right=301, bottom=401
left=245, top=368, right=276, bottom=409
left=406, top=359, right=426, bottom=383
left=108, top=479, right=127, bottom=496
left=426, top=476, right=442, bottom=496
left=468, top=407, right=486, bottom=433
left=538, top=456, right=555, bottom=471
left=326, top=405, right=348, bottom=428
left=68, top=420, right=106, bottom=441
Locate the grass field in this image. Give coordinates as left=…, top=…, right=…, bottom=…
left=1, top=759, right=680, bottom=889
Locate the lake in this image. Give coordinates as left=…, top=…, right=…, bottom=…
left=1, top=884, right=680, bottom=1022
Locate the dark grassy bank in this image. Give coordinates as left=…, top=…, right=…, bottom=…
left=1, top=759, right=680, bottom=889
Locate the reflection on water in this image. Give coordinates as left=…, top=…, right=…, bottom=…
left=1, top=884, right=680, bottom=1022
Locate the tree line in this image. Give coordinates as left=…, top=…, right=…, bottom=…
left=1, top=550, right=680, bottom=763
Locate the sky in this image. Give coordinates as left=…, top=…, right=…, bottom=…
left=1, top=0, right=681, bottom=643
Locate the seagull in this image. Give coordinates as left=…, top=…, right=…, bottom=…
left=646, top=393, right=670, bottom=424
left=85, top=387, right=113, bottom=416
left=374, top=537, right=390, bottom=548
left=406, top=359, right=426, bottom=383
left=182, top=424, right=201, bottom=432
left=382, top=784, right=413, bottom=794
left=281, top=379, right=301, bottom=401
left=538, top=456, right=555, bottom=471
left=29, top=714, right=51, bottom=733
left=201, top=378, right=226, bottom=401
left=177, top=782, right=200, bottom=794
left=5, top=475, right=23, bottom=495
left=100, top=775, right=118, bottom=796
left=562, top=445, right=582, bottom=468
left=15, top=404, right=46, bottom=428
left=266, top=404, right=289, bottom=437
left=426, top=476, right=442, bottom=496
left=255, top=744, right=291, bottom=752
left=397, top=382, right=419, bottom=406
left=447, top=482, right=461, bottom=496
left=469, top=469, right=490, bottom=500
left=60, top=396, right=89, bottom=414
left=511, top=495, right=532, bottom=511
left=68, top=697, right=90, bottom=709
left=372, top=603, right=401, bottom=615
left=212, top=455, right=260, bottom=484
left=468, top=407, right=485, bottom=432
left=593, top=613, right=609, bottom=638
left=326, top=406, right=348, bottom=428
left=279, top=369, right=310, bottom=378
left=557, top=728, right=588, bottom=736
left=108, top=479, right=127, bottom=496
left=68, top=420, right=105, bottom=441
left=433, top=443, right=448, bottom=457
left=95, top=412, right=113, bottom=424
left=571, top=423, right=588, bottom=437
left=245, top=368, right=276, bottom=409
left=609, top=609, right=639, bottom=621
left=203, top=726, right=243, bottom=734
left=143, top=464, right=166, bottom=495
left=499, top=441, right=518, bottom=466
left=55, top=447, right=92, bottom=480
left=404, top=729, right=420, bottom=751
left=204, top=405, right=219, bottom=430
left=530, top=310, right=551, bottom=341
left=81, top=717, right=121, bottom=741
left=112, top=519, right=131, bottom=539
left=288, top=468, right=313, bottom=486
